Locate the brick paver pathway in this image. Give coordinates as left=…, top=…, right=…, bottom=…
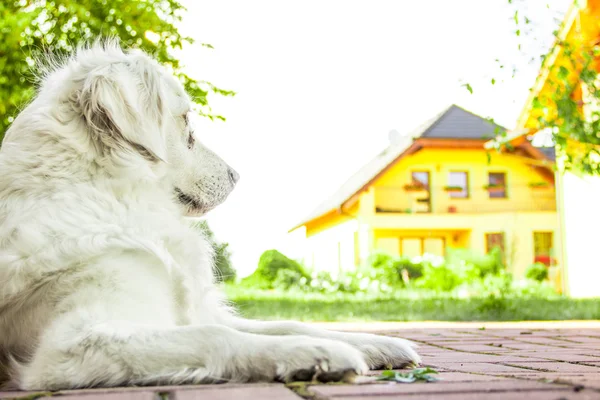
left=2, top=322, right=600, bottom=399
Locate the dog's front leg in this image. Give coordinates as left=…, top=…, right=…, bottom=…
left=20, top=322, right=367, bottom=390
left=223, top=317, right=421, bottom=369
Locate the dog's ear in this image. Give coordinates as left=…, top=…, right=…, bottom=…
left=77, top=62, right=167, bottom=163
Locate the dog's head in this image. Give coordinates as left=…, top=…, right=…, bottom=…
left=40, top=41, right=238, bottom=216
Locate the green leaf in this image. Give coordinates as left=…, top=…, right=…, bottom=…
left=558, top=66, right=569, bottom=79
left=0, top=0, right=233, bottom=143
left=462, top=83, right=473, bottom=94
left=513, top=10, right=519, bottom=25
left=375, top=368, right=440, bottom=384
left=491, top=78, right=496, bottom=85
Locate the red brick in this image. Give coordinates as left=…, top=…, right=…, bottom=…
left=439, top=344, right=515, bottom=353
left=171, top=386, right=301, bottom=400
left=57, top=392, right=156, bottom=400
left=499, top=343, right=568, bottom=351
left=427, top=354, right=549, bottom=363
left=329, top=390, right=600, bottom=400
left=308, top=379, right=570, bottom=397
left=506, top=361, right=600, bottom=373
left=0, top=391, right=50, bottom=399
left=427, top=362, right=534, bottom=373
left=512, top=352, right=600, bottom=362
left=428, top=372, right=508, bottom=382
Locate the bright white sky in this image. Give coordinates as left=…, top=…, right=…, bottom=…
left=176, top=0, right=572, bottom=277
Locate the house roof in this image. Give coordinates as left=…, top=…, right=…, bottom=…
left=537, top=147, right=557, bottom=161
left=420, top=104, right=506, bottom=139
left=290, top=104, right=508, bottom=231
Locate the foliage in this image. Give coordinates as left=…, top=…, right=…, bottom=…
left=192, top=220, right=236, bottom=283
left=365, top=252, right=406, bottom=287
left=0, top=0, right=234, bottom=143
left=242, top=250, right=309, bottom=289
left=273, top=269, right=307, bottom=291
left=483, top=1, right=600, bottom=175
left=246, top=247, right=515, bottom=297
left=525, top=262, right=549, bottom=282
left=376, top=368, right=439, bottom=383
left=415, top=264, right=462, bottom=292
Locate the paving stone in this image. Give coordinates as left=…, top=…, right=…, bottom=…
left=308, top=379, right=571, bottom=397
left=329, top=390, right=600, bottom=400
left=57, top=391, right=157, bottom=400
left=171, top=385, right=301, bottom=399
left=417, top=372, right=509, bottom=382
left=512, top=353, right=600, bottom=362
left=437, top=344, right=516, bottom=353
left=427, top=362, right=537, bottom=373
left=506, top=362, right=600, bottom=373
left=0, top=391, right=50, bottom=399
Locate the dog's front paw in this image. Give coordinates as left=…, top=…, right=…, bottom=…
left=262, top=336, right=368, bottom=382
left=344, top=333, right=421, bottom=369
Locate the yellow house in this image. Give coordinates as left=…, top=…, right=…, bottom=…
left=486, top=0, right=600, bottom=297
left=290, top=105, right=559, bottom=278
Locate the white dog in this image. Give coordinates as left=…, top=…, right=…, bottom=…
left=0, top=41, right=420, bottom=391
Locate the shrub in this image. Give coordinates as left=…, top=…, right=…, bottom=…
left=273, top=269, right=307, bottom=290
left=446, top=247, right=503, bottom=278
left=243, top=250, right=309, bottom=289
left=393, top=258, right=424, bottom=281
left=416, top=264, right=462, bottom=292
left=525, top=263, right=549, bottom=282
left=365, top=252, right=404, bottom=287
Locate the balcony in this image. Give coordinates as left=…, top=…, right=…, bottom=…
left=373, top=185, right=556, bottom=214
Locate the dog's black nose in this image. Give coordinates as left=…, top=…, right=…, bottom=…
left=228, top=168, right=240, bottom=184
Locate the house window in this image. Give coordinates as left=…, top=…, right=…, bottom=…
left=485, top=232, right=505, bottom=254
left=411, top=171, right=431, bottom=213
left=411, top=171, right=430, bottom=189
left=488, top=172, right=507, bottom=198
left=533, top=232, right=554, bottom=266
left=447, top=171, right=469, bottom=198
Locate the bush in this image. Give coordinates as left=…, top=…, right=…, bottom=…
left=243, top=250, right=309, bottom=289
left=446, top=247, right=503, bottom=278
left=393, top=258, right=424, bottom=281
left=365, top=252, right=404, bottom=287
left=273, top=269, right=307, bottom=290
left=415, top=264, right=462, bottom=291
left=525, top=263, right=549, bottom=282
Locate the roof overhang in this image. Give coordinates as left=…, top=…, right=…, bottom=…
left=484, top=128, right=532, bottom=149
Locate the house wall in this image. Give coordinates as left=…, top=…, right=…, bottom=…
left=373, top=148, right=556, bottom=214
left=558, top=170, right=600, bottom=297
left=303, top=204, right=362, bottom=272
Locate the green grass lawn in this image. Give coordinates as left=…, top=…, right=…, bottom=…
left=224, top=286, right=600, bottom=322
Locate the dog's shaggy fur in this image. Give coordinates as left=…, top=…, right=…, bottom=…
left=0, top=41, right=420, bottom=390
